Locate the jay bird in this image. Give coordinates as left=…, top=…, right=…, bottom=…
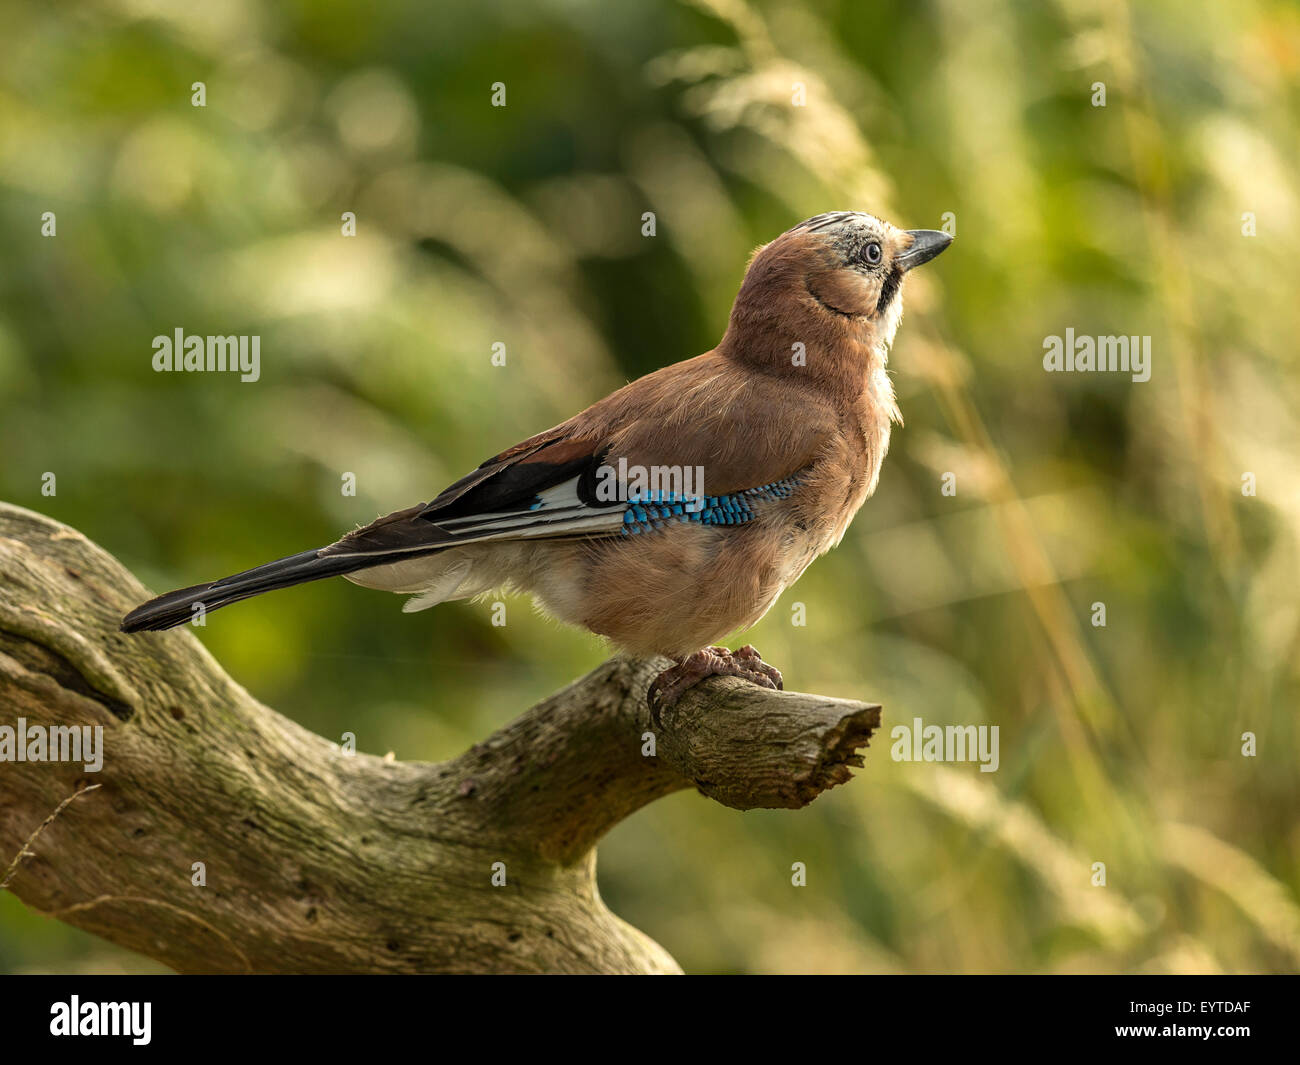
left=122, top=212, right=952, bottom=709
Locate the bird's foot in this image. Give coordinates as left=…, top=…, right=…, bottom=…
left=647, top=644, right=784, bottom=725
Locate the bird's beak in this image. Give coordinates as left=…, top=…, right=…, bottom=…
left=897, top=229, right=953, bottom=272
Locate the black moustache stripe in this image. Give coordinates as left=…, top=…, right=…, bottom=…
left=876, top=267, right=902, bottom=317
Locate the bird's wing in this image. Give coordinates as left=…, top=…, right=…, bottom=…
left=564, top=350, right=840, bottom=495
left=322, top=352, right=837, bottom=561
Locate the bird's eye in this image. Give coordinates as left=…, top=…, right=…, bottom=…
left=863, top=242, right=882, bottom=265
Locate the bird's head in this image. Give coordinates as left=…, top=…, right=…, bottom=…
left=723, top=211, right=951, bottom=378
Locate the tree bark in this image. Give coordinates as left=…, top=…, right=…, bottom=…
left=0, top=503, right=880, bottom=974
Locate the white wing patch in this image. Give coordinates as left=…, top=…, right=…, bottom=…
left=425, top=477, right=623, bottom=544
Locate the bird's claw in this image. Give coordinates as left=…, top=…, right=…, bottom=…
left=731, top=644, right=784, bottom=691
left=647, top=645, right=784, bottom=727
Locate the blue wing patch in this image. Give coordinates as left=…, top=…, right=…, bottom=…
left=621, top=475, right=802, bottom=536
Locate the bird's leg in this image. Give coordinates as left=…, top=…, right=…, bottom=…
left=647, top=644, right=784, bottom=724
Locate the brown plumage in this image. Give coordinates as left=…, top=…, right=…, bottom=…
left=122, top=212, right=951, bottom=708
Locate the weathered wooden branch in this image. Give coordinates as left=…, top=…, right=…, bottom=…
left=0, top=503, right=880, bottom=973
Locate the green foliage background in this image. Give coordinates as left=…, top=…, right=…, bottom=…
left=2, top=0, right=1298, bottom=973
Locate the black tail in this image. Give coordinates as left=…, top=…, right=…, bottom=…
left=121, top=548, right=379, bottom=633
